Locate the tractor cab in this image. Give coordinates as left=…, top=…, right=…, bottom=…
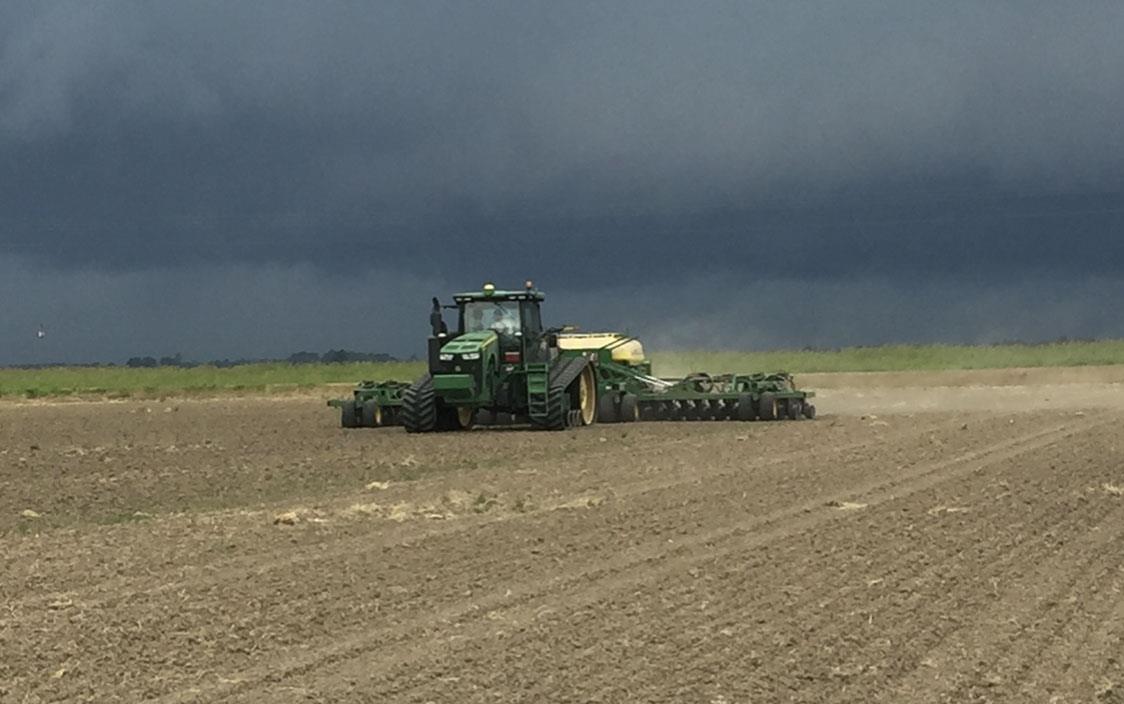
left=409, top=280, right=601, bottom=431
left=451, top=281, right=547, bottom=364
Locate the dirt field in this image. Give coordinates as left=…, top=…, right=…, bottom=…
left=2, top=369, right=1124, bottom=703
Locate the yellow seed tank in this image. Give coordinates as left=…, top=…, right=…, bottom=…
left=556, top=332, right=646, bottom=365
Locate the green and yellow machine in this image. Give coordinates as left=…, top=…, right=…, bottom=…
left=329, top=281, right=815, bottom=430
left=327, top=379, right=410, bottom=428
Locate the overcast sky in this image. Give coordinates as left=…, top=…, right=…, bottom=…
left=3, top=1, right=1123, bottom=364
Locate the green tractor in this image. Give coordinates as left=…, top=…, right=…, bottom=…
left=388, top=281, right=815, bottom=432
left=401, top=281, right=598, bottom=432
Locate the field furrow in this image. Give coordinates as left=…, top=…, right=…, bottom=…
left=1, top=385, right=1122, bottom=703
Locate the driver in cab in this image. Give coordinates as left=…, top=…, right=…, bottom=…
left=469, top=306, right=517, bottom=336
left=490, top=308, right=517, bottom=336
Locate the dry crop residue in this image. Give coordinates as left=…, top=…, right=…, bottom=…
left=1, top=386, right=1122, bottom=703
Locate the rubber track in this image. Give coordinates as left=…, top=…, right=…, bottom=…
left=537, top=356, right=588, bottom=430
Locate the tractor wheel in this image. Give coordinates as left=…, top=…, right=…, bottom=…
left=785, top=398, right=803, bottom=420
left=619, top=394, right=640, bottom=422
left=361, top=401, right=382, bottom=427
left=476, top=409, right=496, bottom=426
left=803, top=402, right=817, bottom=420
left=495, top=412, right=515, bottom=426
left=758, top=393, right=778, bottom=421
left=401, top=376, right=437, bottom=433
left=598, top=393, right=619, bottom=423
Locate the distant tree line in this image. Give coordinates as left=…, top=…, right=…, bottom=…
left=119, top=350, right=400, bottom=368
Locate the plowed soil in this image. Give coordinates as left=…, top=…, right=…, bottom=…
left=3, top=371, right=1124, bottom=703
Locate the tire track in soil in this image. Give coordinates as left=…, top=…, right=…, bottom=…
left=339, top=424, right=1123, bottom=704
left=2, top=414, right=966, bottom=618
left=860, top=422, right=1124, bottom=703
left=11, top=421, right=811, bottom=580
left=399, top=508, right=1071, bottom=703
left=998, top=551, right=1124, bottom=704
left=787, top=443, right=1124, bottom=704
left=197, top=418, right=1083, bottom=697
left=1, top=414, right=1088, bottom=702
left=158, top=419, right=1098, bottom=703
left=882, top=512, right=1124, bottom=703
left=1040, top=570, right=1124, bottom=703
left=765, top=499, right=1124, bottom=704
left=303, top=418, right=1110, bottom=697
left=8, top=416, right=988, bottom=703
left=6, top=415, right=970, bottom=700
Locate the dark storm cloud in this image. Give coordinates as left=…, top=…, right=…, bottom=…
left=2, top=1, right=1124, bottom=362
left=5, top=256, right=1122, bottom=366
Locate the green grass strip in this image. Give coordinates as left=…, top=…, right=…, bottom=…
left=649, top=339, right=1124, bottom=375
left=5, top=339, right=1124, bottom=398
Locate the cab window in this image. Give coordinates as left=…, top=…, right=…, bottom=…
left=463, top=301, right=521, bottom=336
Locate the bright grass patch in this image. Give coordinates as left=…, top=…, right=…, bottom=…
left=649, top=339, right=1124, bottom=376
left=0, top=361, right=425, bottom=399
left=5, top=339, right=1124, bottom=398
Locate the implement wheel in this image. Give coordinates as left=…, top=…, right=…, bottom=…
left=619, top=394, right=640, bottom=422
left=383, top=408, right=399, bottom=426
left=803, top=402, right=817, bottom=420
left=361, top=401, right=382, bottom=427
left=598, top=393, right=619, bottom=423
left=785, top=398, right=803, bottom=421
left=758, top=394, right=778, bottom=421
left=735, top=394, right=755, bottom=421
left=340, top=400, right=359, bottom=428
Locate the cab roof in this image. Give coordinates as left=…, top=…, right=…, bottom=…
left=453, top=283, right=545, bottom=303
